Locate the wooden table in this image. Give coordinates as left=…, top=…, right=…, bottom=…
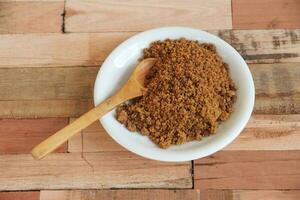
left=0, top=0, right=300, bottom=199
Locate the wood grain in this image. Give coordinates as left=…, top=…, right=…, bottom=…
left=40, top=190, right=199, bottom=200
left=68, top=114, right=300, bottom=153
left=68, top=118, right=124, bottom=152
left=251, top=63, right=300, bottom=114
left=0, top=192, right=39, bottom=200
left=226, top=115, right=300, bottom=150
left=0, top=152, right=192, bottom=190
left=195, top=151, right=300, bottom=189
left=216, top=29, right=300, bottom=64
left=0, top=118, right=68, bottom=154
left=200, top=190, right=232, bottom=200
left=39, top=190, right=300, bottom=200
left=0, top=1, right=64, bottom=34
left=0, top=30, right=299, bottom=68
left=65, top=0, right=232, bottom=32
left=232, top=190, right=300, bottom=200
left=1, top=62, right=299, bottom=118
left=0, top=66, right=98, bottom=118
left=232, top=0, right=300, bottom=29
left=0, top=33, right=133, bottom=68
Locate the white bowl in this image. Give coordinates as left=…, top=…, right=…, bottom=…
left=94, top=27, right=255, bottom=162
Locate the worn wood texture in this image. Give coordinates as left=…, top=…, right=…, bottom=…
left=0, top=153, right=192, bottom=190
left=0, top=66, right=98, bottom=118
left=232, top=0, right=300, bottom=29
left=226, top=115, right=300, bottom=150
left=0, top=62, right=299, bottom=118
left=0, top=0, right=64, bottom=34
left=251, top=63, right=300, bottom=114
left=40, top=190, right=199, bottom=200
left=68, top=114, right=300, bottom=153
left=0, top=191, right=39, bottom=200
left=65, top=0, right=232, bottom=32
left=0, top=118, right=68, bottom=154
left=216, top=29, right=300, bottom=64
left=0, top=30, right=299, bottom=68
left=195, top=151, right=300, bottom=189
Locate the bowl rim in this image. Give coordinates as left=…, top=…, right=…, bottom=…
left=94, top=26, right=255, bottom=162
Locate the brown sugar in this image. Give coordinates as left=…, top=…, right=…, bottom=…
left=116, top=38, right=236, bottom=148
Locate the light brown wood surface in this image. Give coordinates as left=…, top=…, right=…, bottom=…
left=40, top=190, right=200, bottom=200
left=251, top=63, right=300, bottom=114
left=0, top=152, right=192, bottom=190
left=68, top=114, right=300, bottom=152
left=0, top=118, right=68, bottom=154
left=65, top=0, right=232, bottom=32
left=0, top=192, right=39, bottom=200
left=195, top=151, right=300, bottom=189
left=231, top=190, right=300, bottom=200
left=0, top=33, right=133, bottom=67
left=1, top=0, right=300, bottom=199
left=232, top=0, right=300, bottom=29
left=0, top=62, right=299, bottom=118
left=0, top=0, right=64, bottom=34
left=39, top=190, right=300, bottom=200
left=0, top=30, right=299, bottom=68
left=31, top=58, right=155, bottom=159
left=216, top=29, right=300, bottom=64
left=226, top=115, right=300, bottom=150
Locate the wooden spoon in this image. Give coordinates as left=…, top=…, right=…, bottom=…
left=31, top=58, right=157, bottom=160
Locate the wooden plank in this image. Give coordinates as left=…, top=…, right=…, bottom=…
left=195, top=151, right=300, bottom=189
left=200, top=190, right=300, bottom=200
left=68, top=115, right=300, bottom=153
left=0, top=33, right=133, bottom=68
left=200, top=190, right=232, bottom=200
left=0, top=118, right=68, bottom=154
left=0, top=66, right=97, bottom=118
left=0, top=30, right=299, bottom=68
left=216, top=29, right=300, bottom=64
left=0, top=153, right=192, bottom=190
left=40, top=190, right=199, bottom=200
left=250, top=63, right=300, bottom=114
left=232, top=0, right=300, bottom=29
left=40, top=190, right=300, bottom=200
left=65, top=0, right=232, bottom=32
left=226, top=115, right=300, bottom=150
left=0, top=66, right=97, bottom=101
left=0, top=99, right=94, bottom=118
left=0, top=1, right=64, bottom=34
left=0, top=191, right=39, bottom=200
left=232, top=190, right=300, bottom=200
left=0, top=63, right=300, bottom=118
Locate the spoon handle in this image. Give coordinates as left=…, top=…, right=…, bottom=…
left=31, top=93, right=125, bottom=160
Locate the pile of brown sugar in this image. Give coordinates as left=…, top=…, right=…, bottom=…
left=116, top=38, right=236, bottom=148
